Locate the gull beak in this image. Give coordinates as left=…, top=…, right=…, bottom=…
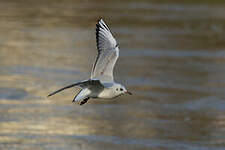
left=125, top=91, right=132, bottom=95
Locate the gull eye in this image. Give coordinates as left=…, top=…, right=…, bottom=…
left=120, top=88, right=123, bottom=91
left=116, top=88, right=118, bottom=91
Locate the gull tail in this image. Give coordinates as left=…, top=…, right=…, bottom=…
left=47, top=82, right=83, bottom=97
left=72, top=88, right=91, bottom=102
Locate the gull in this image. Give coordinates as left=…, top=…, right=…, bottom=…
left=47, top=19, right=132, bottom=105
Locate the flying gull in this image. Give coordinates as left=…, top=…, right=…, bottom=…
left=48, top=19, right=132, bottom=105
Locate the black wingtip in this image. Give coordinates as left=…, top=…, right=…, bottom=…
left=47, top=93, right=54, bottom=98
left=97, top=18, right=103, bottom=23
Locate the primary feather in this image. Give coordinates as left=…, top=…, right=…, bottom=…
left=91, top=19, right=119, bottom=82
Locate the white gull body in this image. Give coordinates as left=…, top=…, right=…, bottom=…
left=48, top=19, right=132, bottom=105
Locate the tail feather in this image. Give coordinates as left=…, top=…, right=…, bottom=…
left=73, top=88, right=91, bottom=102
left=72, top=89, right=82, bottom=102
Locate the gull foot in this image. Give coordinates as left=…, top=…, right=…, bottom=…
left=80, top=97, right=90, bottom=105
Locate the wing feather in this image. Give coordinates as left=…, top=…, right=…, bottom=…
left=91, top=19, right=119, bottom=82
left=47, top=80, right=103, bottom=97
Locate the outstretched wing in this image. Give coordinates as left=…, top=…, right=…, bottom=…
left=47, top=79, right=104, bottom=97
left=91, top=19, right=119, bottom=82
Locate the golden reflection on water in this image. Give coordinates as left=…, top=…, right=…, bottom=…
left=1, top=0, right=225, bottom=150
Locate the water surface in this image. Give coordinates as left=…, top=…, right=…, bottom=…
left=0, top=0, right=225, bottom=150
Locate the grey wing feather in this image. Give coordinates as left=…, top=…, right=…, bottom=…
left=91, top=19, right=119, bottom=82
left=47, top=82, right=83, bottom=97
left=79, top=79, right=104, bottom=90
left=47, top=79, right=104, bottom=97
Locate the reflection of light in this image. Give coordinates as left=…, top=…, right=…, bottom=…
left=0, top=104, right=99, bottom=137
left=0, top=102, right=159, bottom=140
left=0, top=135, right=19, bottom=143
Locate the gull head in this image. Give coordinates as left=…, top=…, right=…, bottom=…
left=114, top=84, right=132, bottom=96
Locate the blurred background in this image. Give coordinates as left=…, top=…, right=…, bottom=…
left=0, top=0, right=225, bottom=150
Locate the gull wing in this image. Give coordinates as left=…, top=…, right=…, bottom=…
left=47, top=79, right=104, bottom=97
left=91, top=19, right=119, bottom=82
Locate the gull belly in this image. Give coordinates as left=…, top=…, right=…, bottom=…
left=98, top=88, right=117, bottom=99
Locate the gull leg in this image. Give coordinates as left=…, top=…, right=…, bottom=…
left=80, top=97, right=90, bottom=105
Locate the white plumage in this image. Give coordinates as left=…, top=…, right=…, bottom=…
left=91, top=19, right=119, bottom=82
left=48, top=19, right=132, bottom=105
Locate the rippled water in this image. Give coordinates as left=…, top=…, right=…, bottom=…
left=1, top=0, right=225, bottom=150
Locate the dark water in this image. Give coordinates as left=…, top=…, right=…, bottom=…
left=1, top=0, right=225, bottom=150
